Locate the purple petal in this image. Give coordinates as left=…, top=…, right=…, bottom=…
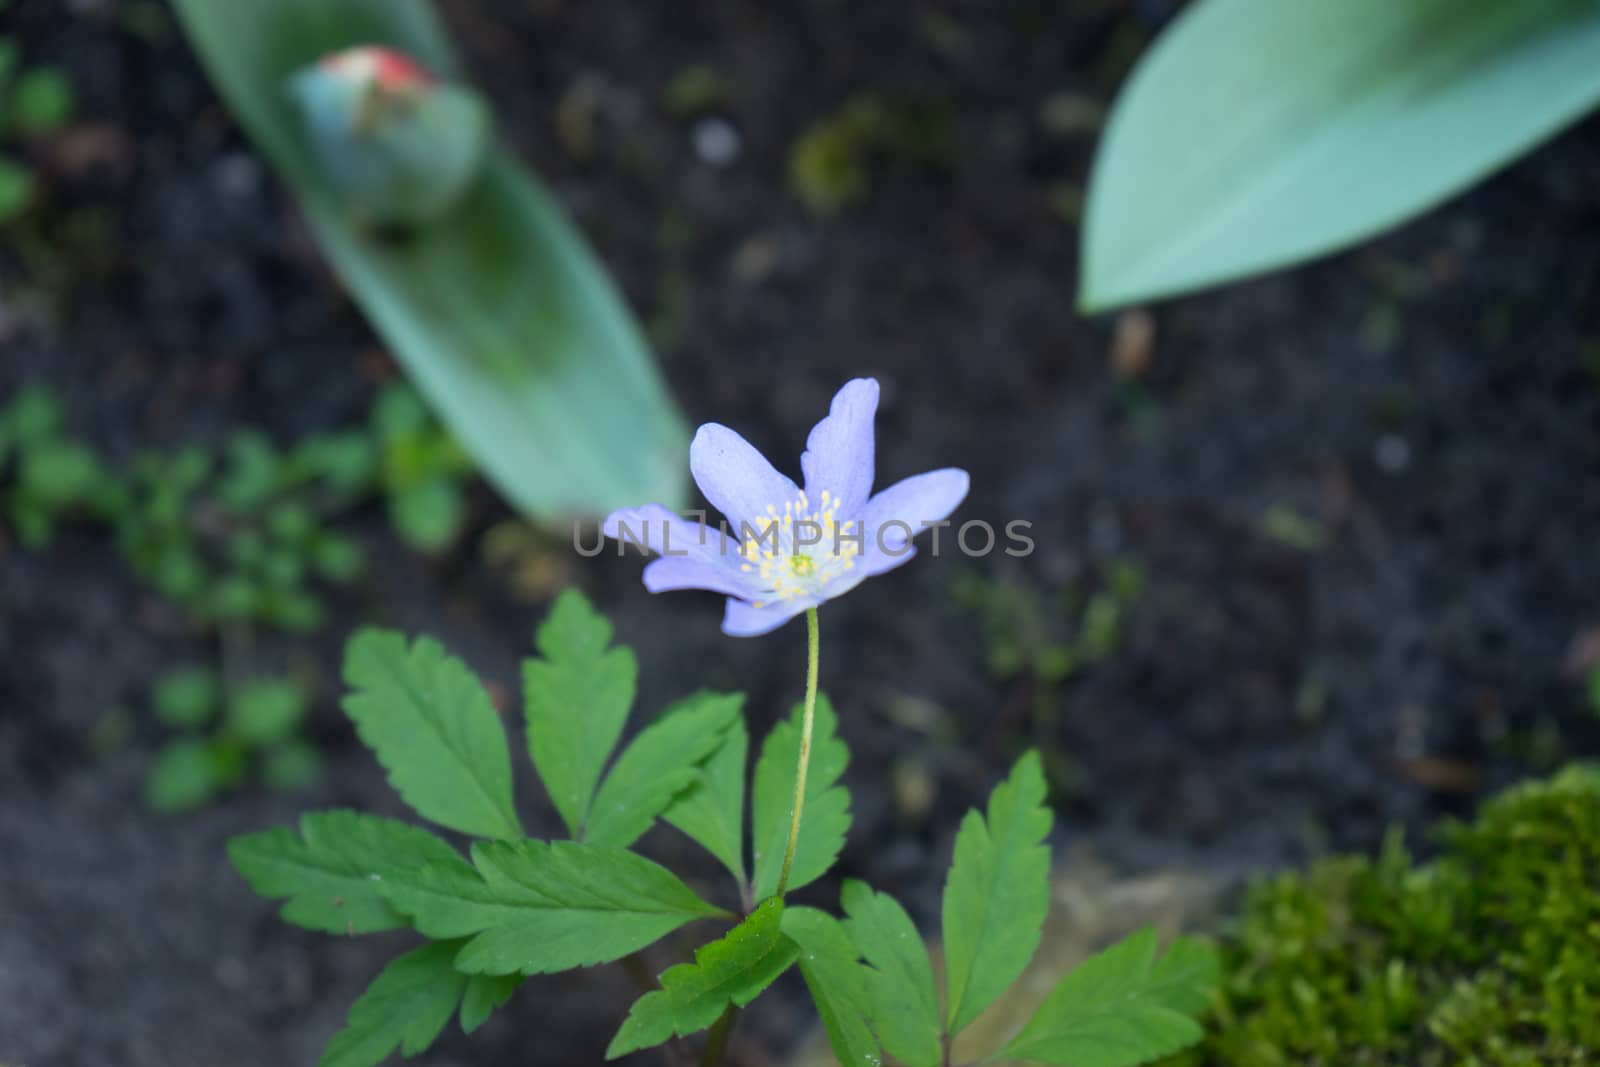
left=860, top=542, right=918, bottom=578
left=690, top=424, right=801, bottom=533
left=861, top=468, right=970, bottom=557
left=801, top=378, right=878, bottom=516
left=603, top=504, right=734, bottom=564
left=643, top=557, right=754, bottom=598
left=722, top=597, right=811, bottom=637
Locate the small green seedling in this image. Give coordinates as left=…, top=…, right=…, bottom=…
left=0, top=36, right=75, bottom=222
left=371, top=381, right=472, bottom=552
left=0, top=384, right=118, bottom=547
left=117, top=428, right=373, bottom=632
left=147, top=666, right=318, bottom=812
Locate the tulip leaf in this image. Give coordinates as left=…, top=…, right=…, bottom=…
left=170, top=0, right=689, bottom=523
left=1081, top=0, right=1600, bottom=310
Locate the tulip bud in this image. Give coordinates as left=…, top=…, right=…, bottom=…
left=287, top=45, right=490, bottom=228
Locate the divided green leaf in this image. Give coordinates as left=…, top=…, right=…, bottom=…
left=997, top=927, right=1219, bottom=1067
left=586, top=690, right=743, bottom=849
left=228, top=809, right=467, bottom=935
left=381, top=838, right=727, bottom=975
left=783, top=906, right=884, bottom=1067
left=523, top=589, right=637, bottom=839
left=942, top=749, right=1053, bottom=1036
left=320, top=941, right=466, bottom=1067
left=460, top=973, right=524, bottom=1035
left=607, top=899, right=800, bottom=1059
left=841, top=879, right=942, bottom=1067
left=665, top=716, right=749, bottom=886
left=751, top=694, right=851, bottom=901
left=343, top=628, right=522, bottom=840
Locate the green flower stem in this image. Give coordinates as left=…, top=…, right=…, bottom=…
left=774, top=606, right=821, bottom=899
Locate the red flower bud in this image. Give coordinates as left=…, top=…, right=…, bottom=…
left=320, top=45, right=436, bottom=95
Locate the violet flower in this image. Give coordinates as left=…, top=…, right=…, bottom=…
left=603, top=378, right=969, bottom=636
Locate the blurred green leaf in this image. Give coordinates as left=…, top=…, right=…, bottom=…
left=209, top=575, right=261, bottom=620
left=169, top=0, right=689, bottom=525
left=9, top=66, right=75, bottom=133
left=268, top=501, right=316, bottom=544
left=311, top=530, right=366, bottom=582
left=263, top=587, right=326, bottom=632
left=372, top=380, right=431, bottom=440
left=261, top=548, right=306, bottom=587
left=220, top=430, right=283, bottom=510
left=8, top=501, right=52, bottom=548
left=389, top=478, right=462, bottom=552
left=4, top=383, right=63, bottom=443
left=263, top=739, right=324, bottom=791
left=19, top=438, right=103, bottom=503
left=1081, top=0, right=1600, bottom=309
left=228, top=529, right=269, bottom=569
left=146, top=738, right=221, bottom=812
left=228, top=678, right=309, bottom=744
left=167, top=445, right=213, bottom=491
left=152, top=666, right=220, bottom=728
left=0, top=156, right=34, bottom=222
left=293, top=430, right=377, bottom=493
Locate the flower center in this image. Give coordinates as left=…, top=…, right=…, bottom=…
left=739, top=489, right=861, bottom=606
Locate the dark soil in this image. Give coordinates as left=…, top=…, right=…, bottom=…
left=3, top=1, right=1599, bottom=1065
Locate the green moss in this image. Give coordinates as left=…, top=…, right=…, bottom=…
left=787, top=94, right=952, bottom=216
left=1177, top=766, right=1600, bottom=1066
